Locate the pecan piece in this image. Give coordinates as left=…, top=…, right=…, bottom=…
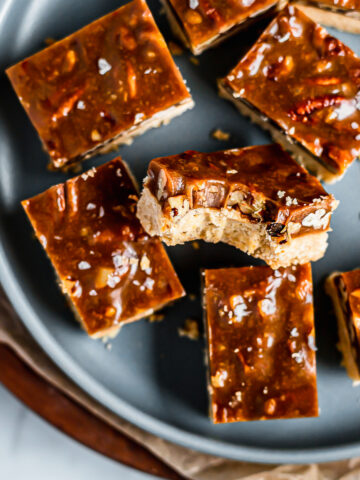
left=197, top=0, right=221, bottom=23
left=289, top=95, right=345, bottom=123
left=51, top=88, right=84, bottom=122
left=265, top=56, right=293, bottom=81
left=126, top=61, right=137, bottom=98
left=322, top=36, right=347, bottom=57
left=266, top=223, right=286, bottom=237
left=304, top=76, right=341, bottom=86
left=184, top=9, right=203, bottom=24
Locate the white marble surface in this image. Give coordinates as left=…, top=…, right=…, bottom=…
left=0, top=383, right=162, bottom=480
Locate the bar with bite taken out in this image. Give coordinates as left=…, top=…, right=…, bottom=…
left=137, top=144, right=338, bottom=269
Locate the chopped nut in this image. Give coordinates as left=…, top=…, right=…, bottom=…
left=169, top=41, right=183, bottom=56
left=185, top=9, right=203, bottom=24
left=211, top=368, right=228, bottom=388
left=156, top=169, right=167, bottom=200
left=51, top=89, right=84, bottom=122
left=266, top=222, right=286, bottom=237
left=149, top=313, right=165, bottom=323
left=211, top=128, right=230, bottom=141
left=45, top=37, right=56, bottom=46
left=95, top=267, right=114, bottom=289
left=190, top=56, right=200, bottom=65
left=178, top=318, right=200, bottom=340
left=119, top=26, right=137, bottom=50
left=305, top=76, right=341, bottom=86
left=91, top=129, right=101, bottom=142
left=64, top=50, right=77, bottom=72
left=126, top=61, right=137, bottom=98
left=105, top=306, right=116, bottom=317
left=289, top=95, right=345, bottom=123
left=264, top=398, right=277, bottom=415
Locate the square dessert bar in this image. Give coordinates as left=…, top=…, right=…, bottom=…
left=161, top=0, right=285, bottom=55
left=326, top=269, right=360, bottom=383
left=219, top=5, right=360, bottom=182
left=295, top=0, right=360, bottom=34
left=6, top=0, right=193, bottom=169
left=137, top=144, right=338, bottom=269
left=203, top=264, right=318, bottom=423
left=22, top=158, right=185, bottom=338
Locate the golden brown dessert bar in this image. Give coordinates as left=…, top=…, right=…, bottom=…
left=219, top=6, right=360, bottom=183
left=137, top=144, right=338, bottom=269
left=6, top=0, right=194, bottom=169
left=22, top=158, right=185, bottom=338
left=294, top=0, right=360, bottom=34
left=203, top=264, right=318, bottom=423
left=326, top=269, right=360, bottom=384
left=161, top=0, right=285, bottom=55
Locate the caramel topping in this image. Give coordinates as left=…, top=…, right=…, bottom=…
left=146, top=144, right=336, bottom=238
left=340, top=269, right=360, bottom=321
left=221, top=6, right=360, bottom=175
left=22, top=158, right=185, bottom=337
left=204, top=264, right=318, bottom=423
left=167, top=0, right=280, bottom=50
left=6, top=0, right=191, bottom=168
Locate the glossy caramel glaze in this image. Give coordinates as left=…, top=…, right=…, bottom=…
left=146, top=144, right=336, bottom=240
left=221, top=6, right=360, bottom=176
left=203, top=264, right=318, bottom=423
left=6, top=0, right=192, bottom=169
left=22, top=158, right=185, bottom=337
left=336, top=269, right=360, bottom=354
left=166, top=0, right=280, bottom=50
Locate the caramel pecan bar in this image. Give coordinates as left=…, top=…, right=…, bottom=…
left=203, top=264, right=318, bottom=423
left=22, top=158, right=185, bottom=338
left=137, top=144, right=338, bottom=269
left=294, top=0, right=360, bottom=34
left=6, top=0, right=193, bottom=169
left=219, top=6, right=360, bottom=182
left=326, top=269, right=360, bottom=384
left=161, top=0, right=286, bottom=55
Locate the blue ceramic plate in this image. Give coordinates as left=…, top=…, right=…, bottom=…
left=1, top=0, right=360, bottom=464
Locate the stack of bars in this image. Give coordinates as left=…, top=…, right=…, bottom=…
left=6, top=0, right=360, bottom=424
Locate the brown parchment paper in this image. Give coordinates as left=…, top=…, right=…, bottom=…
left=1, top=286, right=359, bottom=480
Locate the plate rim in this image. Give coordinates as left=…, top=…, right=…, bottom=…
left=2, top=0, right=360, bottom=465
